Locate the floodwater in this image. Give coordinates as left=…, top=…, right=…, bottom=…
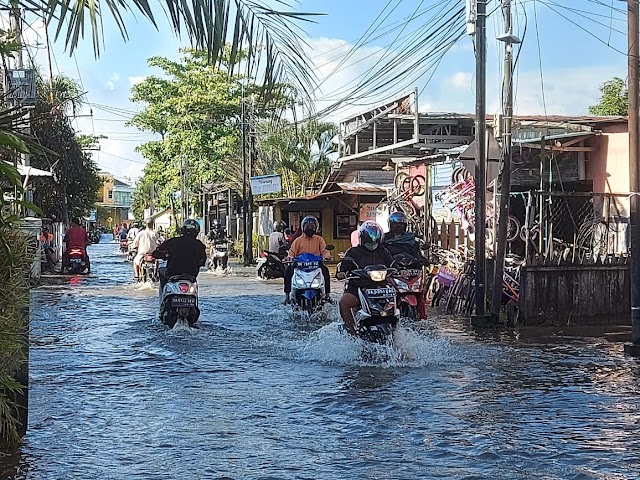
left=2, top=235, right=640, bottom=479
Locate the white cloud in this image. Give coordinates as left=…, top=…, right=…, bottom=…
left=450, top=72, right=473, bottom=90
left=105, top=81, right=115, bottom=91
left=128, top=76, right=147, bottom=86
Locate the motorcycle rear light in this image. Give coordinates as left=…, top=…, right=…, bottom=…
left=178, top=283, right=190, bottom=293
left=70, top=248, right=83, bottom=255
left=145, top=254, right=155, bottom=261
left=260, top=252, right=267, bottom=258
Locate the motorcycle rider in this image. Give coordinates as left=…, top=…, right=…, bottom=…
left=132, top=218, right=160, bottom=280
left=383, top=211, right=429, bottom=320
left=118, top=223, right=129, bottom=241
left=152, top=219, right=207, bottom=292
left=336, top=221, right=394, bottom=335
left=206, top=219, right=231, bottom=270
left=283, top=215, right=331, bottom=305
left=127, top=222, right=140, bottom=243
left=268, top=220, right=287, bottom=256
left=62, top=218, right=91, bottom=274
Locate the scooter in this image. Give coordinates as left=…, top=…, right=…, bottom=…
left=257, top=249, right=286, bottom=279
left=159, top=273, right=200, bottom=328
left=207, top=237, right=231, bottom=273
left=141, top=254, right=160, bottom=283
left=64, top=247, right=88, bottom=275
left=341, top=261, right=399, bottom=344
left=390, top=253, right=425, bottom=322
left=289, top=253, right=328, bottom=315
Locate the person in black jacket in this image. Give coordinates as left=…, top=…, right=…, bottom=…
left=336, top=221, right=393, bottom=335
left=383, top=211, right=428, bottom=263
left=153, top=219, right=207, bottom=292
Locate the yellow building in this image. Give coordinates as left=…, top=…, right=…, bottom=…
left=95, top=172, right=135, bottom=229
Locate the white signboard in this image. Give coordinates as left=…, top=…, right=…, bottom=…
left=250, top=174, right=282, bottom=195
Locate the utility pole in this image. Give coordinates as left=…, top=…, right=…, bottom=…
left=246, top=100, right=256, bottom=266
left=472, top=0, right=489, bottom=322
left=626, top=0, right=640, bottom=352
left=241, top=81, right=250, bottom=265
left=491, top=0, right=518, bottom=321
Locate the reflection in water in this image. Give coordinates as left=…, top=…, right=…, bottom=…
left=1, top=235, right=639, bottom=478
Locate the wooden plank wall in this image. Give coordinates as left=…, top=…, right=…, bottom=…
left=520, top=264, right=630, bottom=325
left=431, top=220, right=472, bottom=250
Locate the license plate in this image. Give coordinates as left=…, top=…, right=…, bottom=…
left=365, top=288, right=395, bottom=297
left=171, top=296, right=196, bottom=307
left=215, top=244, right=227, bottom=250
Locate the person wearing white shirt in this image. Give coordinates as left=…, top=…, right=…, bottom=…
left=132, top=219, right=159, bottom=280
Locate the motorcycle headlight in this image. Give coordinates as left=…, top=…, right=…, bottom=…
left=411, top=276, right=423, bottom=292
left=393, top=278, right=409, bottom=291
left=295, top=276, right=306, bottom=287
left=368, top=270, right=387, bottom=282
left=310, top=274, right=322, bottom=288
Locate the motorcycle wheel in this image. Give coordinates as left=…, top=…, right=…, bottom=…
left=400, top=303, right=418, bottom=321
left=257, top=264, right=267, bottom=279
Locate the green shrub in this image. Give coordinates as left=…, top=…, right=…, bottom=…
left=0, top=227, right=32, bottom=451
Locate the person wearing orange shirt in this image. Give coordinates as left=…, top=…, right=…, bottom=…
left=283, top=215, right=332, bottom=304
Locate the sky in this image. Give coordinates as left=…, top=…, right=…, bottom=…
left=4, top=0, right=629, bottom=184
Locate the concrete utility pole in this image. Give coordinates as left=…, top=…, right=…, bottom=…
left=491, top=0, right=517, bottom=321
left=241, top=82, right=250, bottom=265
left=626, top=0, right=640, bottom=351
left=472, top=0, right=488, bottom=321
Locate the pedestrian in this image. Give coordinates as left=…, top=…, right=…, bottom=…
left=350, top=220, right=363, bottom=247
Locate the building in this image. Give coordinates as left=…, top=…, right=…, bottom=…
left=95, top=172, right=135, bottom=228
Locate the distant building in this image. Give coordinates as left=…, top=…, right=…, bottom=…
left=95, top=172, right=135, bottom=228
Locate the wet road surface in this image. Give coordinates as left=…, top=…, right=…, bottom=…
left=2, top=236, right=640, bottom=479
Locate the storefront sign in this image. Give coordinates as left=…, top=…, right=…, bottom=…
left=250, top=174, right=282, bottom=195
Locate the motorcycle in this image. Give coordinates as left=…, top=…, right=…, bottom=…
left=159, top=273, right=200, bottom=328
left=257, top=249, right=287, bottom=279
left=64, top=247, right=88, bottom=275
left=289, top=251, right=331, bottom=315
left=119, top=240, right=128, bottom=253
left=341, top=261, right=399, bottom=344
left=390, top=253, right=426, bottom=322
left=90, top=230, right=100, bottom=244
left=207, top=237, right=231, bottom=272
left=141, top=253, right=160, bottom=283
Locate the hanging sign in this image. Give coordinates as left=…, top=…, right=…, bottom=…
left=250, top=174, right=282, bottom=195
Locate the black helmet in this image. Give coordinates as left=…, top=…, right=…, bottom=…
left=181, top=219, right=200, bottom=237
left=301, top=216, right=319, bottom=231
left=359, top=221, right=383, bottom=251
left=389, top=211, right=408, bottom=235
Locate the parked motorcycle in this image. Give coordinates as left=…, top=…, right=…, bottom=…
left=64, top=247, right=88, bottom=275
left=289, top=251, right=331, bottom=315
left=141, top=254, right=160, bottom=283
left=159, top=274, right=200, bottom=328
left=342, top=261, right=399, bottom=344
left=89, top=230, right=101, bottom=244
left=257, top=250, right=286, bottom=279
left=390, top=253, right=425, bottom=322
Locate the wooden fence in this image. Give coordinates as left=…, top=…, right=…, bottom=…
left=519, top=256, right=630, bottom=325
left=430, top=220, right=472, bottom=251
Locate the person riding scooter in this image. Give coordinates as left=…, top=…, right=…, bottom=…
left=152, top=219, right=207, bottom=292
left=206, top=219, right=232, bottom=270
left=283, top=216, right=331, bottom=304
left=268, top=220, right=288, bottom=257
left=132, top=218, right=160, bottom=281
left=337, top=221, right=394, bottom=335
left=62, top=218, right=91, bottom=274
left=383, top=211, right=429, bottom=320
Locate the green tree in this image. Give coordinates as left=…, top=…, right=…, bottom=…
left=588, top=77, right=628, bottom=116
left=129, top=49, right=271, bottom=218
left=257, top=120, right=338, bottom=197
left=29, top=75, right=101, bottom=223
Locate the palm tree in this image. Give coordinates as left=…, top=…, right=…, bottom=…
left=35, top=0, right=319, bottom=96
left=38, top=75, right=85, bottom=116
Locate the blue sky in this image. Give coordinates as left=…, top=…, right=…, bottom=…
left=7, top=0, right=629, bottom=182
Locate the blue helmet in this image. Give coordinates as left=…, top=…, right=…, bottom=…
left=359, top=221, right=383, bottom=251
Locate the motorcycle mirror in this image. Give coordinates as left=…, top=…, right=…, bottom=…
left=325, top=244, right=335, bottom=251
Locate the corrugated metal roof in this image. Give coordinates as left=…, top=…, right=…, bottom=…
left=336, top=182, right=389, bottom=194
left=513, top=131, right=595, bottom=144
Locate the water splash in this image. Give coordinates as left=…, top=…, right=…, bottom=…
left=293, top=322, right=459, bottom=368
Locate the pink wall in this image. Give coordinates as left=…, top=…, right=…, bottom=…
left=586, top=123, right=629, bottom=217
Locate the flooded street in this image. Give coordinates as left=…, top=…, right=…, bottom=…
left=2, top=236, right=640, bottom=479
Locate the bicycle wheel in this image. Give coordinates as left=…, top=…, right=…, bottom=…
left=506, top=215, right=521, bottom=243
left=402, top=175, right=426, bottom=197
left=395, top=172, right=410, bottom=191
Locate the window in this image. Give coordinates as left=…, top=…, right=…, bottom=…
left=108, top=190, right=113, bottom=199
